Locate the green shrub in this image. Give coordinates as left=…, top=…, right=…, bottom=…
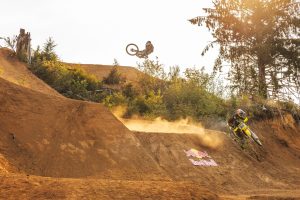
left=30, top=39, right=102, bottom=101
left=163, top=80, right=226, bottom=120
left=102, top=92, right=127, bottom=108
left=29, top=40, right=299, bottom=123
left=103, top=66, right=125, bottom=85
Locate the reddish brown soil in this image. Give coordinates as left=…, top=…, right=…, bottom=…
left=66, top=63, right=141, bottom=83
left=134, top=119, right=300, bottom=198
left=0, top=49, right=299, bottom=199
left=0, top=48, right=60, bottom=96
left=0, top=174, right=217, bottom=200
left=0, top=77, right=166, bottom=180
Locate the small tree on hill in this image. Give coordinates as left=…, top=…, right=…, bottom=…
left=0, top=35, right=18, bottom=53
left=42, top=37, right=58, bottom=61
left=103, top=66, right=125, bottom=85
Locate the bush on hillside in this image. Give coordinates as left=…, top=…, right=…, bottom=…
left=30, top=39, right=102, bottom=101
left=137, top=59, right=167, bottom=95
left=163, top=79, right=226, bottom=120
left=28, top=39, right=299, bottom=124
left=103, top=66, right=125, bottom=85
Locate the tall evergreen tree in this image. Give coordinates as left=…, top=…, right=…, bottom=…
left=189, top=0, right=299, bottom=99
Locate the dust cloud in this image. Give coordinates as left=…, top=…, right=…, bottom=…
left=112, top=107, right=223, bottom=149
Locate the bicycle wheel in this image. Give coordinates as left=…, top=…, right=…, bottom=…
left=126, top=43, right=139, bottom=56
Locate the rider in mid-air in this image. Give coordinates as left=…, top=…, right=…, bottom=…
left=227, top=109, right=248, bottom=142
left=137, top=41, right=154, bottom=58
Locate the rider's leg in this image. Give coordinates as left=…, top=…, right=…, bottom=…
left=137, top=50, right=147, bottom=58
left=136, top=51, right=143, bottom=58
left=238, top=130, right=248, bottom=149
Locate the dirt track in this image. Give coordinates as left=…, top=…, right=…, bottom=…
left=0, top=48, right=300, bottom=199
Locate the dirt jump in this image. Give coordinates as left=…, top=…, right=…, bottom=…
left=0, top=48, right=300, bottom=199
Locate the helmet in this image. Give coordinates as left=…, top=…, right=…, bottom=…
left=236, top=109, right=246, bottom=118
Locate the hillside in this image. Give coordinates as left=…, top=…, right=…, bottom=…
left=0, top=49, right=300, bottom=199
left=0, top=48, right=60, bottom=96
left=66, top=63, right=141, bottom=83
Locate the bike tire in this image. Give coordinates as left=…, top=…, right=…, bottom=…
left=250, top=130, right=263, bottom=146
left=126, top=43, right=139, bottom=56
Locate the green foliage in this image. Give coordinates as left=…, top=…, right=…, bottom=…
left=122, top=83, right=137, bottom=100
left=190, top=0, right=300, bottom=99
left=124, top=91, right=166, bottom=119
left=121, top=59, right=227, bottom=120
left=102, top=92, right=126, bottom=108
left=184, top=67, right=211, bottom=89
left=41, top=37, right=58, bottom=61
left=137, top=58, right=167, bottom=95
left=0, top=35, right=17, bottom=53
left=103, top=66, right=125, bottom=85
left=28, top=39, right=299, bottom=123
left=224, top=94, right=300, bottom=123
left=30, top=38, right=102, bottom=101
left=163, top=78, right=226, bottom=120
left=100, top=59, right=228, bottom=120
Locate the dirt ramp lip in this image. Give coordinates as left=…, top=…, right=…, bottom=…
left=0, top=77, right=166, bottom=179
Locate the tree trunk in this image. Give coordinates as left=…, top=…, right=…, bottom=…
left=258, top=58, right=268, bottom=99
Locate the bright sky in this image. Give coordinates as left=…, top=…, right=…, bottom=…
left=0, top=0, right=218, bottom=72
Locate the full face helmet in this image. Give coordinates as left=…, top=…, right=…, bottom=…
left=236, top=109, right=246, bottom=118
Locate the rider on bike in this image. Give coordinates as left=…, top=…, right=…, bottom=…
left=227, top=109, right=248, bottom=140
left=138, top=41, right=154, bottom=58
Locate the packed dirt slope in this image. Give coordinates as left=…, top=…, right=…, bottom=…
left=66, top=63, right=141, bottom=83
left=0, top=77, right=168, bottom=179
left=0, top=174, right=217, bottom=200
left=0, top=48, right=60, bottom=96
left=133, top=115, right=300, bottom=197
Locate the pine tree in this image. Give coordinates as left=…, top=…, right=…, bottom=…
left=189, top=0, right=299, bottom=99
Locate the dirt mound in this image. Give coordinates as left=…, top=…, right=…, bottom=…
left=0, top=48, right=60, bottom=96
left=66, top=63, right=141, bottom=83
left=0, top=77, right=167, bottom=179
left=133, top=117, right=300, bottom=195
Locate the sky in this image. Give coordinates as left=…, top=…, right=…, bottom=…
left=0, top=0, right=218, bottom=73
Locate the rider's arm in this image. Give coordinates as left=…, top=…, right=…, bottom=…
left=233, top=127, right=239, bottom=133
left=243, top=117, right=248, bottom=123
